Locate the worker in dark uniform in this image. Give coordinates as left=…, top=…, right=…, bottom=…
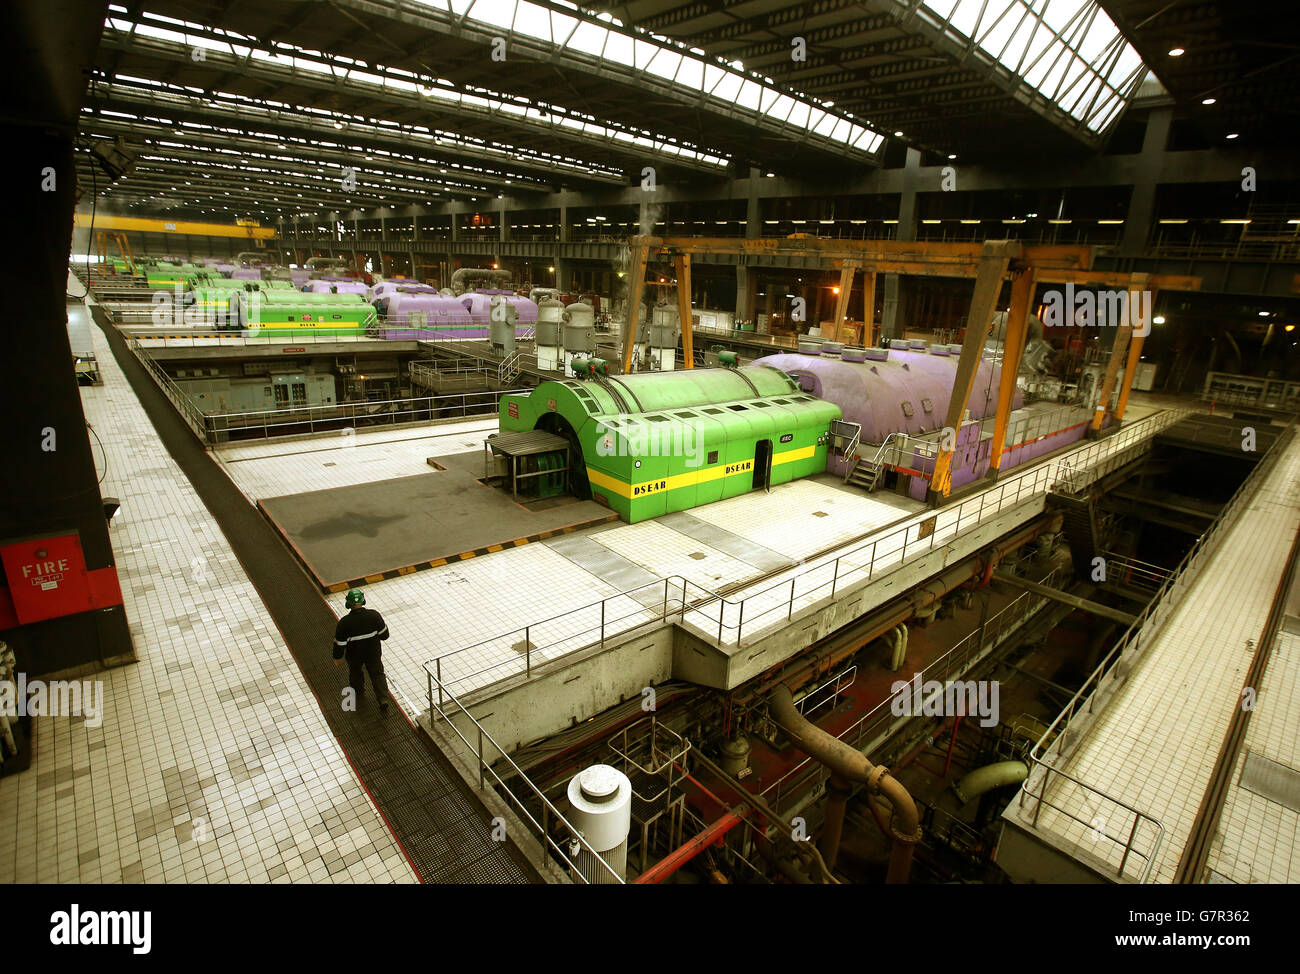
left=333, top=589, right=390, bottom=714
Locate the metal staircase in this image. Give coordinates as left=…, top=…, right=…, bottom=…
left=846, top=459, right=884, bottom=492
left=1053, top=494, right=1103, bottom=578
left=497, top=351, right=522, bottom=386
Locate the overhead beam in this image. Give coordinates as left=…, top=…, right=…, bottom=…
left=993, top=573, right=1138, bottom=626
left=72, top=213, right=275, bottom=239
left=634, top=235, right=1091, bottom=277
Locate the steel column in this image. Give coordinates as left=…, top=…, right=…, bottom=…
left=988, top=267, right=1036, bottom=475
left=930, top=241, right=1019, bottom=501
left=623, top=243, right=649, bottom=373
left=1115, top=281, right=1155, bottom=422
left=1091, top=324, right=1134, bottom=432
left=674, top=253, right=694, bottom=369
left=832, top=262, right=857, bottom=340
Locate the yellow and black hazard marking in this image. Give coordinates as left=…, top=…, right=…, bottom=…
left=324, top=513, right=620, bottom=593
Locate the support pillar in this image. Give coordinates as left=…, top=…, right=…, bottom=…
left=1121, top=110, right=1172, bottom=256
left=623, top=243, right=649, bottom=373
left=832, top=263, right=857, bottom=340
left=987, top=268, right=1036, bottom=477
left=930, top=241, right=1018, bottom=502
left=735, top=264, right=752, bottom=322
left=674, top=254, right=694, bottom=369
left=862, top=270, right=877, bottom=346
left=1091, top=324, right=1134, bottom=433
left=1115, top=279, right=1155, bottom=422
left=2, top=0, right=134, bottom=676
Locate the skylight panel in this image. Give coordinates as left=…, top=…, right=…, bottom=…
left=920, top=0, right=1144, bottom=134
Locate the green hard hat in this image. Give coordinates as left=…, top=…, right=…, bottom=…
left=345, top=589, right=366, bottom=607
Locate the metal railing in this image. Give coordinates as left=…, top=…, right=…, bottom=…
left=427, top=575, right=721, bottom=706
left=426, top=409, right=1189, bottom=700
left=127, top=339, right=216, bottom=442
left=425, top=667, right=625, bottom=884
left=128, top=338, right=525, bottom=446
left=409, top=359, right=499, bottom=392
left=1050, top=413, right=1181, bottom=494
left=1100, top=552, right=1170, bottom=593
left=761, top=570, right=1063, bottom=814
left=202, top=389, right=525, bottom=444
left=1015, top=420, right=1296, bottom=883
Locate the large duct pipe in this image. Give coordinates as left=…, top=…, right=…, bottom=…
left=770, top=685, right=922, bottom=883
left=952, top=761, right=1028, bottom=804
left=451, top=267, right=512, bottom=291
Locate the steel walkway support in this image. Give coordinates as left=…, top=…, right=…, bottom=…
left=993, top=573, right=1137, bottom=627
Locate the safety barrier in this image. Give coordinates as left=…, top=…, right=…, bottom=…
left=1014, top=420, right=1295, bottom=883
left=427, top=409, right=1190, bottom=699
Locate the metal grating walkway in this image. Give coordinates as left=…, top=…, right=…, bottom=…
left=92, top=307, right=536, bottom=884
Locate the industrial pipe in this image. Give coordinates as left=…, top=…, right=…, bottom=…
left=770, top=685, right=922, bottom=883
left=450, top=267, right=512, bottom=291
left=819, top=775, right=851, bottom=870
left=633, top=807, right=747, bottom=884
left=951, top=760, right=1028, bottom=805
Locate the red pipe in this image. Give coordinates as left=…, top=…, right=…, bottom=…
left=633, top=807, right=747, bottom=884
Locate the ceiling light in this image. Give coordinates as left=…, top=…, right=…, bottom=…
left=1153, top=316, right=1166, bottom=324
left=1168, top=47, right=1185, bottom=57
left=893, top=131, right=903, bottom=137
left=1259, top=311, right=1270, bottom=316
left=1201, top=97, right=1216, bottom=106
left=1226, top=132, right=1239, bottom=139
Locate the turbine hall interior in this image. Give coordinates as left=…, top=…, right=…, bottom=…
left=9, top=0, right=1300, bottom=913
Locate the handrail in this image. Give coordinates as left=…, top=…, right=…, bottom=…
left=127, top=339, right=211, bottom=442
left=1015, top=419, right=1295, bottom=882
left=425, top=667, right=625, bottom=884
left=426, top=409, right=1189, bottom=700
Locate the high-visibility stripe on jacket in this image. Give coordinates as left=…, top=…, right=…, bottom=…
left=333, top=606, right=390, bottom=659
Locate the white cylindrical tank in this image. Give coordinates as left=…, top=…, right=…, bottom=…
left=566, top=764, right=631, bottom=884
left=561, top=302, right=596, bottom=377
left=536, top=297, right=565, bottom=371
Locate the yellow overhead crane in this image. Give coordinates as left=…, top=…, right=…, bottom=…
left=72, top=213, right=277, bottom=240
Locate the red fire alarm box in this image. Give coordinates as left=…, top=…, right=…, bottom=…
left=1, top=533, right=94, bottom=624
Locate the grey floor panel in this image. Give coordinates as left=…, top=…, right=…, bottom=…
left=659, top=511, right=796, bottom=572
left=545, top=534, right=664, bottom=607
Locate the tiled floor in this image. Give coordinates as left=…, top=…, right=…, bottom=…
left=240, top=399, right=1186, bottom=701
left=1024, top=431, right=1300, bottom=884
left=0, top=315, right=417, bottom=884
left=215, top=418, right=499, bottom=500
left=1207, top=630, right=1300, bottom=883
